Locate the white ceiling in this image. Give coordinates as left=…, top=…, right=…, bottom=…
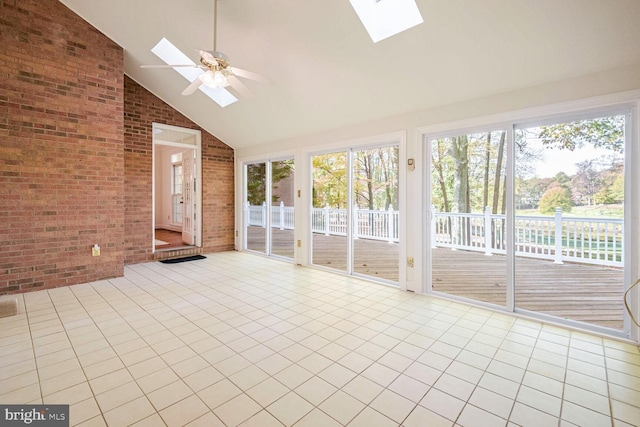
left=59, top=0, right=640, bottom=150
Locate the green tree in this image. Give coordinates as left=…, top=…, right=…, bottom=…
left=246, top=161, right=294, bottom=205
left=539, top=186, right=573, bottom=214
left=538, top=116, right=624, bottom=153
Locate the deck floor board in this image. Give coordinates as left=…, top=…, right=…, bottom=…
left=247, top=227, right=625, bottom=330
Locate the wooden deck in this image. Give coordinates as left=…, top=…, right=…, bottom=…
left=247, top=227, right=625, bottom=330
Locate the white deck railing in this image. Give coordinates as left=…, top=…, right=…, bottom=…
left=246, top=202, right=399, bottom=243
left=245, top=202, right=623, bottom=267
left=432, top=206, right=623, bottom=267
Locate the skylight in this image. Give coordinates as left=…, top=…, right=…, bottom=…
left=150, top=38, right=237, bottom=107
left=349, top=0, right=423, bottom=43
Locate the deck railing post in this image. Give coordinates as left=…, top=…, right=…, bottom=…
left=431, top=205, right=437, bottom=249
left=484, top=206, right=493, bottom=256
left=244, top=201, right=250, bottom=228
left=261, top=201, right=267, bottom=228
left=324, top=204, right=330, bottom=236
left=279, top=201, right=285, bottom=230
left=353, top=204, right=359, bottom=239
left=554, top=207, right=564, bottom=264
left=387, top=204, right=394, bottom=243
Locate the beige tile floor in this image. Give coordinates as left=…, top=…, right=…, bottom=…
left=1, top=251, right=640, bottom=427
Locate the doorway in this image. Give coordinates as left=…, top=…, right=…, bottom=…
left=244, top=158, right=296, bottom=259
left=152, top=123, right=202, bottom=251
left=311, top=144, right=400, bottom=283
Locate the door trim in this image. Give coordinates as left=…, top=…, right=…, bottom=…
left=152, top=123, right=202, bottom=251
left=421, top=99, right=639, bottom=341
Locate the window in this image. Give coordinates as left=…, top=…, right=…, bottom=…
left=172, top=163, right=183, bottom=224
left=349, top=0, right=423, bottom=43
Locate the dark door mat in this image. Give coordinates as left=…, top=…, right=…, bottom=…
left=159, top=255, right=207, bottom=264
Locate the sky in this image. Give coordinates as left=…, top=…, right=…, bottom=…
left=522, top=138, right=619, bottom=179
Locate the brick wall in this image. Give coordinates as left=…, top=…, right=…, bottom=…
left=0, top=0, right=125, bottom=293
left=0, top=0, right=235, bottom=294
left=124, top=77, right=235, bottom=264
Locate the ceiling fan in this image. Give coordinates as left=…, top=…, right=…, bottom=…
left=141, top=0, right=269, bottom=98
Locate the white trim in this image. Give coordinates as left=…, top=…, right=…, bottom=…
left=152, top=123, right=202, bottom=251
left=419, top=95, right=639, bottom=340
left=626, top=103, right=640, bottom=341
left=416, top=90, right=640, bottom=136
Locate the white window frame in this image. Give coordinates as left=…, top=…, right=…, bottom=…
left=420, top=96, right=639, bottom=341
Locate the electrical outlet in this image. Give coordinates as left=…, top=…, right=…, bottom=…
left=407, top=257, right=414, bottom=267
left=92, top=244, right=100, bottom=257
left=297, top=240, right=301, bottom=248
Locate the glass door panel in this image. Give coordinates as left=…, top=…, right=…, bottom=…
left=270, top=159, right=295, bottom=258
left=352, top=146, right=399, bottom=282
left=430, top=130, right=507, bottom=306
left=514, top=115, right=626, bottom=330
left=246, top=162, right=266, bottom=253
left=311, top=152, right=348, bottom=272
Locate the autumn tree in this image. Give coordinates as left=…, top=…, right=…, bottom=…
left=539, top=185, right=573, bottom=214
left=312, top=153, right=347, bottom=208
left=538, top=116, right=624, bottom=153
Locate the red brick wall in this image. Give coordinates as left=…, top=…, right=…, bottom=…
left=124, top=77, right=235, bottom=264
left=0, top=0, right=125, bottom=293
left=0, top=0, right=235, bottom=294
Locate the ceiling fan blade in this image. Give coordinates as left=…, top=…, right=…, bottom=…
left=230, top=67, right=271, bottom=84
left=141, top=64, right=200, bottom=68
left=227, top=75, right=254, bottom=98
left=181, top=77, right=204, bottom=96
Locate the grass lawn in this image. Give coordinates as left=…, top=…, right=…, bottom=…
left=516, top=203, right=623, bottom=218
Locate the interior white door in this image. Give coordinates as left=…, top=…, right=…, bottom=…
left=182, top=150, right=195, bottom=245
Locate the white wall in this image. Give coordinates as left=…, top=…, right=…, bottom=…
left=155, top=146, right=183, bottom=231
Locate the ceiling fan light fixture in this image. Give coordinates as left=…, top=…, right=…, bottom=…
left=199, top=70, right=228, bottom=88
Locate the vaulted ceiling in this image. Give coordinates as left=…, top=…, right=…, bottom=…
left=60, top=0, right=640, bottom=150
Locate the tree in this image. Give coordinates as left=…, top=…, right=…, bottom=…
left=482, top=132, right=491, bottom=208
left=596, top=162, right=624, bottom=205
left=538, top=116, right=624, bottom=153
left=246, top=161, right=294, bottom=205
left=492, top=131, right=506, bottom=214
left=246, top=163, right=266, bottom=206
left=432, top=139, right=451, bottom=212
left=379, top=147, right=399, bottom=210
left=312, top=153, right=347, bottom=208
left=571, top=160, right=601, bottom=206
left=451, top=135, right=470, bottom=213
left=539, top=185, right=573, bottom=214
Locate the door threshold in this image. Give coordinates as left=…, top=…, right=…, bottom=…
left=155, top=245, right=195, bottom=253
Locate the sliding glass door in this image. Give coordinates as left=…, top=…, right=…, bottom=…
left=428, top=110, right=631, bottom=333
left=311, top=151, right=349, bottom=272
left=429, top=130, right=508, bottom=307
left=270, top=159, right=295, bottom=258
left=352, top=146, right=399, bottom=282
left=245, top=159, right=296, bottom=259
left=514, top=114, right=626, bottom=330
left=246, top=162, right=266, bottom=253
left=311, top=144, right=400, bottom=283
